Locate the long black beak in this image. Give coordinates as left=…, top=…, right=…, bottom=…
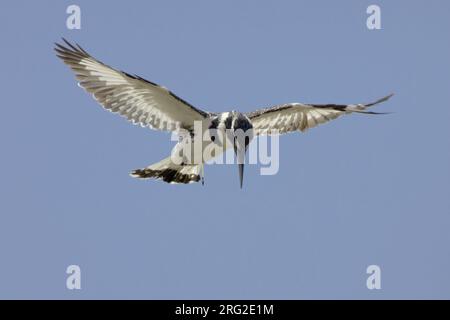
left=234, top=135, right=249, bottom=189
left=238, top=163, right=244, bottom=189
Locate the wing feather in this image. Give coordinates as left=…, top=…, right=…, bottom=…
left=247, top=94, right=393, bottom=135
left=55, top=39, right=210, bottom=132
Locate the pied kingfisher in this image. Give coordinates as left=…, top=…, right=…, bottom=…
left=55, top=39, right=393, bottom=188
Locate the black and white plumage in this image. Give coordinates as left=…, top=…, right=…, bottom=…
left=55, top=39, right=393, bottom=187
left=247, top=94, right=393, bottom=135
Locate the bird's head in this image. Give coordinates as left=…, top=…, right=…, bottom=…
left=209, top=111, right=254, bottom=189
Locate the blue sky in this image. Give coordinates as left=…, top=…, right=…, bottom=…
left=1, top=0, right=449, bottom=299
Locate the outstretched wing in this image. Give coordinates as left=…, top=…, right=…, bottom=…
left=246, top=94, right=393, bottom=135
left=55, top=39, right=210, bottom=132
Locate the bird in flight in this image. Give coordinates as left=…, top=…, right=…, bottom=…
left=55, top=39, right=393, bottom=188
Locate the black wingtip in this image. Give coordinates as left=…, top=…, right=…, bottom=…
left=54, top=38, right=71, bottom=51
left=361, top=111, right=393, bottom=115
left=55, top=38, right=91, bottom=58
left=62, top=37, right=73, bottom=48
left=365, top=93, right=395, bottom=107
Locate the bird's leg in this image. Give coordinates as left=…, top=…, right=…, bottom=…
left=201, top=164, right=205, bottom=186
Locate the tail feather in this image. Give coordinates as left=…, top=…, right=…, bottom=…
left=130, top=157, right=201, bottom=184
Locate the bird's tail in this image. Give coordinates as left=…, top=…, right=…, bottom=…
left=130, top=156, right=202, bottom=184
